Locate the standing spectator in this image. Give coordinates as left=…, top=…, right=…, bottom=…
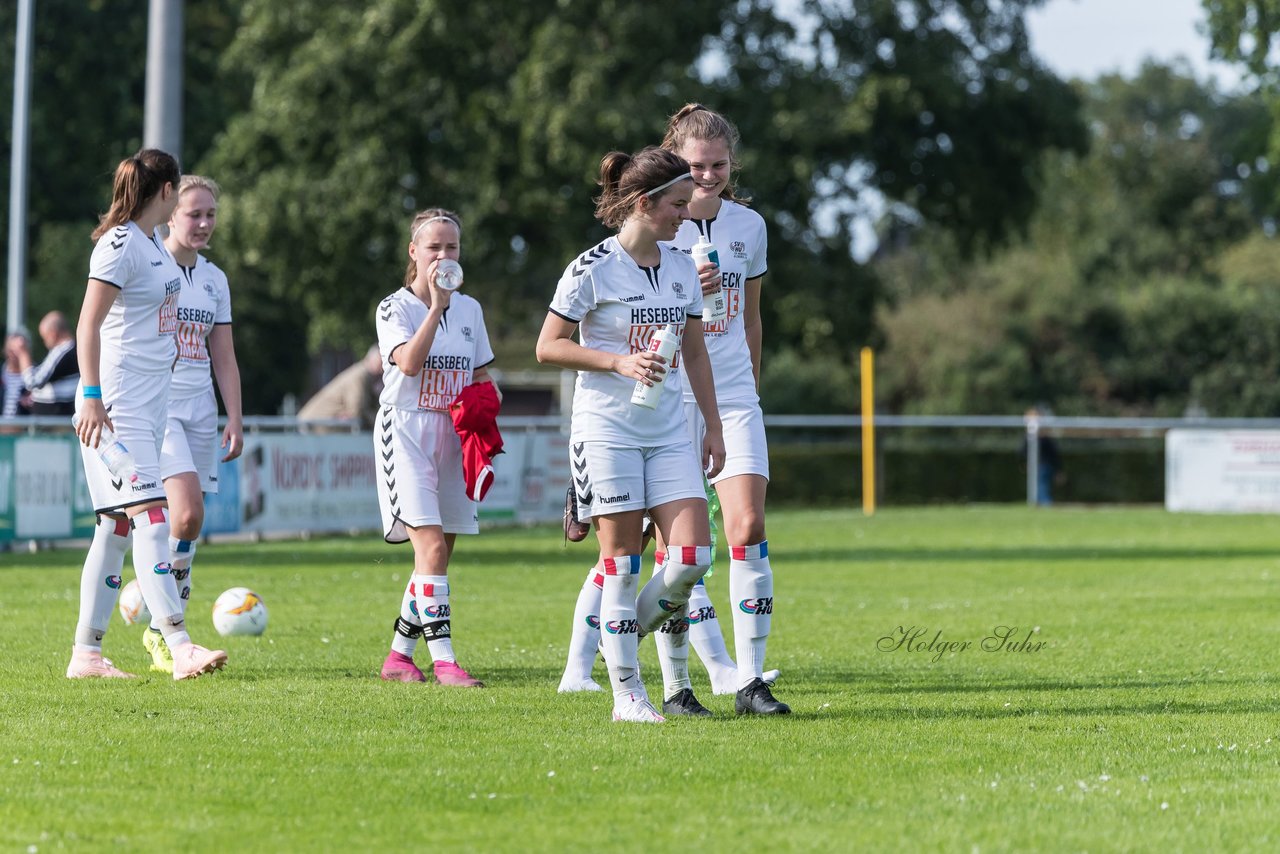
left=11, top=312, right=79, bottom=415
left=3, top=330, right=32, bottom=417
left=69, top=148, right=226, bottom=680
left=297, top=345, right=383, bottom=430
left=1023, top=406, right=1061, bottom=506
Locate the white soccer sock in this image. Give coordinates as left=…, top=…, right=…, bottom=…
left=649, top=551, right=691, bottom=699
left=729, top=541, right=773, bottom=689
left=73, top=517, right=131, bottom=652
left=150, top=536, right=196, bottom=632
left=563, top=566, right=604, bottom=682
left=390, top=576, right=422, bottom=657
left=413, top=575, right=455, bottom=663
left=636, top=545, right=711, bottom=633
left=599, top=556, right=642, bottom=702
left=131, top=508, right=190, bottom=649
left=686, top=578, right=738, bottom=684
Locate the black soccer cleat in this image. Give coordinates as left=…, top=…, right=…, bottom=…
left=663, top=687, right=713, bottom=717
left=735, top=677, right=791, bottom=716
left=564, top=485, right=591, bottom=543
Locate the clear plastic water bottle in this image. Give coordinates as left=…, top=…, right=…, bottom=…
left=691, top=236, right=727, bottom=323
left=630, top=324, right=680, bottom=410
left=73, top=415, right=138, bottom=484
left=434, top=259, right=464, bottom=290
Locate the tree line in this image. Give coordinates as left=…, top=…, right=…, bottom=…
left=2, top=1, right=1277, bottom=416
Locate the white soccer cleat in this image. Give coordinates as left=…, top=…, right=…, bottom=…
left=558, top=675, right=604, bottom=693
left=763, top=669, right=780, bottom=686
left=612, top=692, right=666, bottom=724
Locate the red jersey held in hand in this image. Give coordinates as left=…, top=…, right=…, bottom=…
left=449, top=382, right=503, bottom=502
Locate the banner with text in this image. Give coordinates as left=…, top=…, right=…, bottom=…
left=0, top=426, right=569, bottom=541
left=1166, top=429, right=1280, bottom=513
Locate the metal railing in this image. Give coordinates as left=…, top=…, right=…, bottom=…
left=10, top=412, right=1280, bottom=507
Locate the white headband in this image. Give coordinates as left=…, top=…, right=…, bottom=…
left=411, top=215, right=461, bottom=241
left=644, top=173, right=693, bottom=197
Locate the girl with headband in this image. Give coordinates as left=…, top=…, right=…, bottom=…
left=536, top=146, right=725, bottom=723
left=376, top=208, right=496, bottom=688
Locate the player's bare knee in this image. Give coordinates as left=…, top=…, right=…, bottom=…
left=726, top=512, right=765, bottom=547
left=171, top=506, right=204, bottom=539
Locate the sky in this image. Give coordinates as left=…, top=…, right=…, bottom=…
left=1025, top=0, right=1247, bottom=89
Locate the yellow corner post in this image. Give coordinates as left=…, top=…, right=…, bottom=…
left=860, top=347, right=875, bottom=516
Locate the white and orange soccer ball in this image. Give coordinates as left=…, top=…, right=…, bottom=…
left=118, top=579, right=150, bottom=626
left=211, top=587, right=268, bottom=637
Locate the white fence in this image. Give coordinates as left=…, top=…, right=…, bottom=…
left=0, top=416, right=569, bottom=544
left=2, top=413, right=1277, bottom=546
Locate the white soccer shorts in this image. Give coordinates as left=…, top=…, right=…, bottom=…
left=78, top=369, right=171, bottom=514
left=376, top=406, right=478, bottom=542
left=682, top=399, right=770, bottom=484
left=571, top=440, right=706, bottom=520
left=160, top=387, right=220, bottom=493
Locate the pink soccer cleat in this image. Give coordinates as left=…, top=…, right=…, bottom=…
left=170, top=642, right=228, bottom=681
left=380, top=651, right=427, bottom=683
left=66, top=649, right=137, bottom=679
left=433, top=660, right=484, bottom=688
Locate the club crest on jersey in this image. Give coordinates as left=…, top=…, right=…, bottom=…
left=731, top=240, right=747, bottom=259
left=462, top=326, right=474, bottom=342
left=672, top=281, right=686, bottom=299
left=203, top=280, right=217, bottom=299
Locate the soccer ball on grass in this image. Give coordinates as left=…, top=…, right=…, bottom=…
left=118, top=579, right=150, bottom=625
left=212, top=587, right=268, bottom=636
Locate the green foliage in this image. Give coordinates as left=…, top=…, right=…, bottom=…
left=759, top=347, right=858, bottom=414
left=197, top=0, right=1083, bottom=405
left=876, top=64, right=1280, bottom=416
left=4, top=1, right=1085, bottom=411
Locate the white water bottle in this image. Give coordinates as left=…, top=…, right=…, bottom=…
left=630, top=324, right=680, bottom=410
left=73, top=415, right=139, bottom=484
left=691, top=236, right=727, bottom=323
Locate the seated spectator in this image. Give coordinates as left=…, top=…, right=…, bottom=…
left=298, top=345, right=383, bottom=430
left=11, top=311, right=79, bottom=415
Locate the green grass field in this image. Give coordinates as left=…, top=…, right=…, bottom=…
left=3, top=506, right=1280, bottom=851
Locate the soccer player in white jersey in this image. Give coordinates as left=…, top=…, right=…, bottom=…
left=536, top=147, right=726, bottom=724
left=376, top=208, right=496, bottom=688
left=68, top=149, right=227, bottom=680
left=557, top=108, right=789, bottom=717
left=658, top=104, right=789, bottom=715
left=134, top=175, right=244, bottom=673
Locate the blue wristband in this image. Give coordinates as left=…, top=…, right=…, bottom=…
left=82, top=386, right=102, bottom=399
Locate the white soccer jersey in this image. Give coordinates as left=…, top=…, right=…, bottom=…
left=549, top=236, right=704, bottom=447
left=88, top=221, right=181, bottom=377
left=170, top=255, right=232, bottom=399
left=376, top=289, right=494, bottom=412
left=669, top=200, right=768, bottom=404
